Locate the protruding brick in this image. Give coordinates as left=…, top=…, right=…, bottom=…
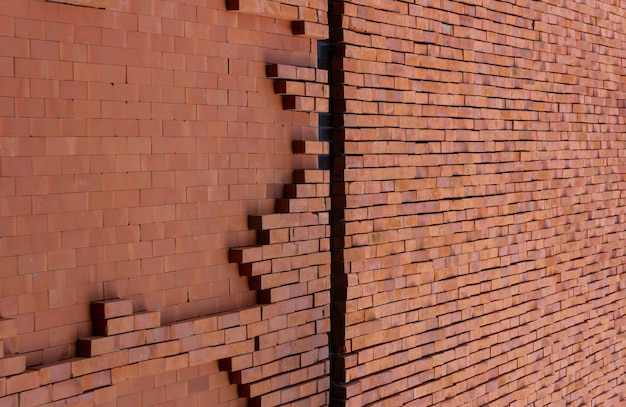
left=291, top=21, right=329, bottom=39
left=170, top=320, right=194, bottom=339
left=226, top=0, right=282, bottom=18
left=145, top=327, right=170, bottom=344
left=76, top=336, right=116, bottom=357
left=0, top=394, right=17, bottom=407
left=282, top=95, right=315, bottom=111
left=293, top=169, right=327, bottom=184
left=266, top=63, right=297, bottom=79
left=192, top=316, right=217, bottom=335
left=273, top=80, right=305, bottom=96
left=229, top=246, right=263, bottom=264
left=275, top=198, right=309, bottom=213
left=93, top=315, right=135, bottom=336
left=239, top=260, right=272, bottom=277
left=292, top=140, right=330, bottom=155
left=90, top=299, right=133, bottom=320
left=218, top=354, right=253, bottom=373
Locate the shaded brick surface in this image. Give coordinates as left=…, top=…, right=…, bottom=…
left=330, top=0, right=626, bottom=406
left=0, top=0, right=329, bottom=405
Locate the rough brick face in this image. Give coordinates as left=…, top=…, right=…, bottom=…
left=330, top=0, right=626, bottom=406
left=0, top=0, right=329, bottom=405
left=2, top=0, right=626, bottom=406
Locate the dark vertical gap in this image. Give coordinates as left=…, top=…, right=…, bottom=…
left=318, top=39, right=333, bottom=170
left=325, top=1, right=348, bottom=406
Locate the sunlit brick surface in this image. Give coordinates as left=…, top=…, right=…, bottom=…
left=330, top=0, right=626, bottom=406
left=0, top=0, right=328, bottom=405
left=2, top=0, right=626, bottom=405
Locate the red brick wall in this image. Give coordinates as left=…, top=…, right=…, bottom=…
left=0, top=0, right=330, bottom=405
left=3, top=0, right=626, bottom=406
left=331, top=0, right=626, bottom=406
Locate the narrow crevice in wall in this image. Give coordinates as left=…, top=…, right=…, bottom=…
left=326, top=0, right=349, bottom=405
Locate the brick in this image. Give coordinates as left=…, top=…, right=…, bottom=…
left=134, top=311, right=160, bottom=330
left=292, top=140, right=329, bottom=155
left=192, top=316, right=217, bottom=335
left=19, top=385, right=52, bottom=407
left=51, top=377, right=82, bottom=401
left=0, top=319, right=16, bottom=340
left=93, top=315, right=135, bottom=336
left=90, top=299, right=133, bottom=320
left=226, top=0, right=284, bottom=19
left=163, top=354, right=188, bottom=372
left=229, top=246, right=263, bottom=264
left=145, top=326, right=171, bottom=344
left=0, top=395, right=18, bottom=407
left=282, top=95, right=315, bottom=111
left=291, top=21, right=329, bottom=39
left=2, top=1, right=626, bottom=407
left=266, top=63, right=297, bottom=79
left=37, top=361, right=71, bottom=385
left=80, top=371, right=110, bottom=392
left=273, top=80, right=305, bottom=96
left=0, top=355, right=26, bottom=377
left=76, top=336, right=117, bottom=357
left=6, top=371, right=39, bottom=395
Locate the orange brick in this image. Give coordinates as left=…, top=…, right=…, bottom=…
left=51, top=377, right=82, bottom=401
left=18, top=385, right=52, bottom=407
left=80, top=371, right=111, bottom=392
left=93, top=315, right=135, bottom=336
left=134, top=311, right=161, bottom=330
left=37, top=361, right=71, bottom=385
left=6, top=371, right=39, bottom=395
left=291, top=21, right=329, bottom=39
left=76, top=336, right=116, bottom=357
left=90, top=299, right=133, bottom=320
left=0, top=355, right=26, bottom=377
left=0, top=319, right=16, bottom=340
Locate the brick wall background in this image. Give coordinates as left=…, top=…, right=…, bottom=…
left=331, top=0, right=626, bottom=406
left=2, top=0, right=626, bottom=406
left=0, top=0, right=330, bottom=405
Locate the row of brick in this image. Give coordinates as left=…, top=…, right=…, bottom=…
left=0, top=296, right=249, bottom=406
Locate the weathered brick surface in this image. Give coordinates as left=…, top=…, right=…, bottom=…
left=330, top=0, right=626, bottom=406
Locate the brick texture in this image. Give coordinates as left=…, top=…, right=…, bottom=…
left=330, top=0, right=626, bottom=406
left=2, top=0, right=626, bottom=406
left=0, top=0, right=329, bottom=405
